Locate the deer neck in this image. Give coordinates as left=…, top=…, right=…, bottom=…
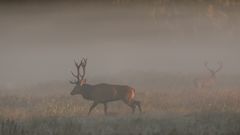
left=210, top=74, right=216, bottom=79
left=80, top=84, right=93, bottom=100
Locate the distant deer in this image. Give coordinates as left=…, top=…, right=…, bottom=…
left=194, top=62, right=222, bottom=89
left=69, top=58, right=142, bottom=115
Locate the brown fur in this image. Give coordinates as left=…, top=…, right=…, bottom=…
left=71, top=83, right=142, bottom=115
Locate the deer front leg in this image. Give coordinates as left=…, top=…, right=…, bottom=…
left=88, top=102, right=98, bottom=116
left=103, top=103, right=108, bottom=115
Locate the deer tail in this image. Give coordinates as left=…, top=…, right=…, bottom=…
left=130, top=88, right=135, bottom=99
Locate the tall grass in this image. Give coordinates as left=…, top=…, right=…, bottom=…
left=0, top=74, right=240, bottom=134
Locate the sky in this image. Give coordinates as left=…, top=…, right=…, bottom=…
left=0, top=2, right=239, bottom=87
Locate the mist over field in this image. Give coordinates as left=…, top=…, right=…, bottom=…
left=1, top=0, right=240, bottom=87
left=0, top=0, right=240, bottom=135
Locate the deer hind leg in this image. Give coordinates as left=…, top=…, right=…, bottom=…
left=123, top=99, right=142, bottom=113
left=122, top=99, right=136, bottom=113
left=103, top=103, right=108, bottom=115
left=88, top=102, right=98, bottom=116
left=132, top=100, right=142, bottom=112
left=130, top=102, right=136, bottom=114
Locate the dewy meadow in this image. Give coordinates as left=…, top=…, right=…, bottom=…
left=0, top=0, right=240, bottom=135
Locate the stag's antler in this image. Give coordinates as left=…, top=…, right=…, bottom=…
left=79, top=58, right=87, bottom=80
left=204, top=61, right=223, bottom=75
left=204, top=61, right=214, bottom=73
left=215, top=62, right=222, bottom=73
left=70, top=58, right=87, bottom=84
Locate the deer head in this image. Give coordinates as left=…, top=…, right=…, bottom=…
left=70, top=58, right=87, bottom=95
left=204, top=62, right=222, bottom=78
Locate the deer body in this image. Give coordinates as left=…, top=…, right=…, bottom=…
left=70, top=58, right=141, bottom=115
left=194, top=76, right=216, bottom=89
left=71, top=83, right=135, bottom=102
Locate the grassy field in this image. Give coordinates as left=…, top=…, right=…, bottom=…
left=0, top=74, right=240, bottom=135
left=0, top=0, right=240, bottom=134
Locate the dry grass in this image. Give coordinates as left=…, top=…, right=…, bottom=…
left=0, top=74, right=240, bottom=135
left=1, top=88, right=240, bottom=135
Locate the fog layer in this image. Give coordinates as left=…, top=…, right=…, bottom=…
left=0, top=2, right=239, bottom=87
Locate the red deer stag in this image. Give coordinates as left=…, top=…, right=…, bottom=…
left=70, top=58, right=142, bottom=115
left=194, top=62, right=222, bottom=89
